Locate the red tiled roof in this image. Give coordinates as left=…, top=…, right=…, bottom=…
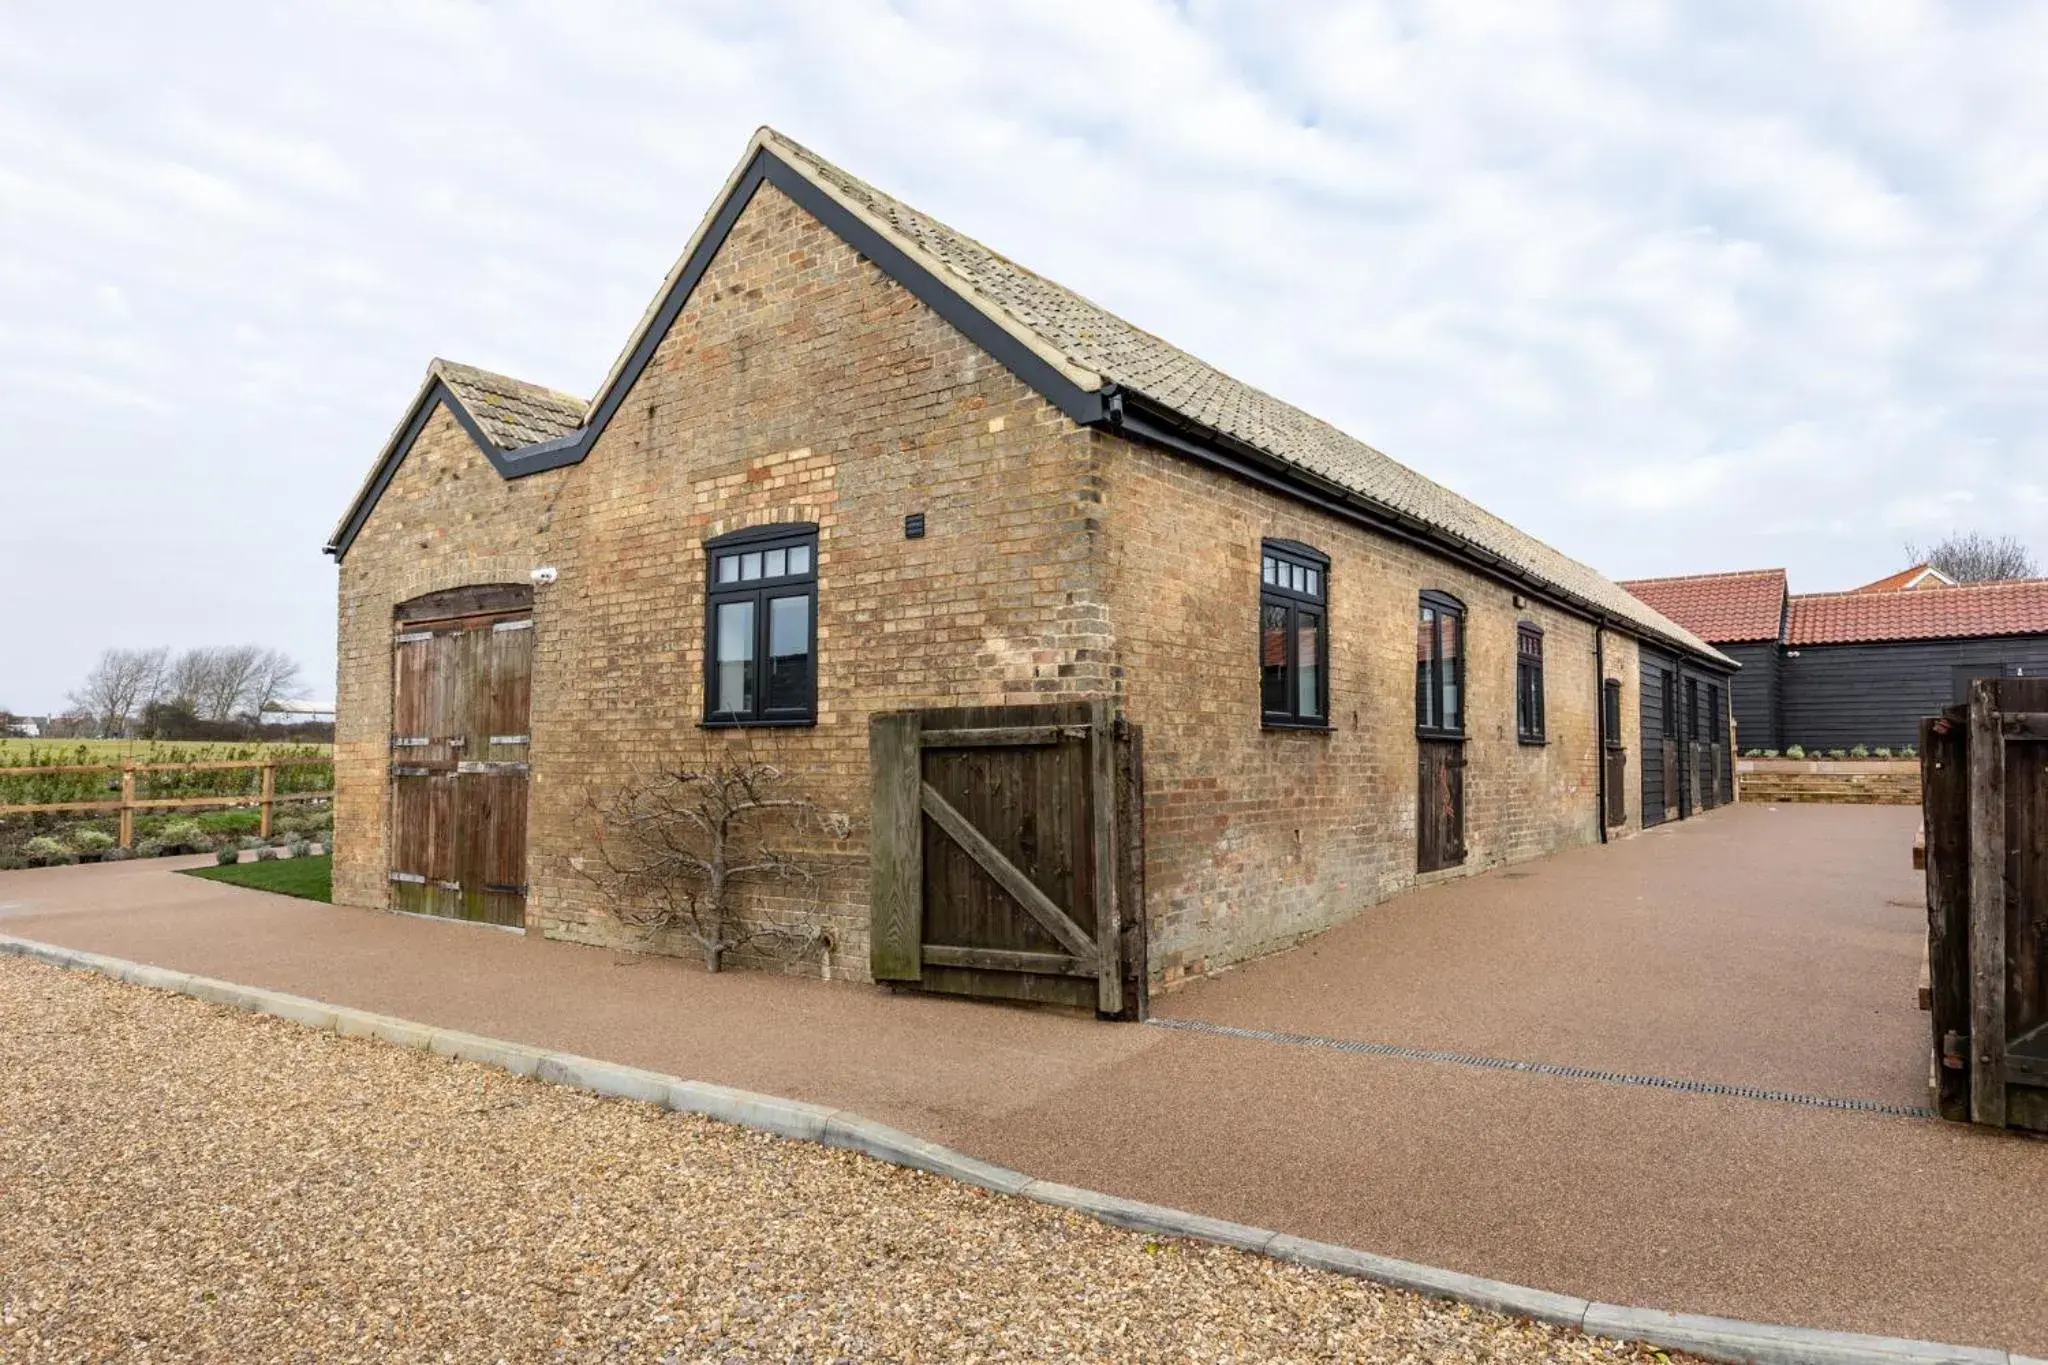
left=1788, top=579, right=2048, bottom=645
left=1616, top=569, right=1787, bottom=644
left=1850, top=562, right=1955, bottom=592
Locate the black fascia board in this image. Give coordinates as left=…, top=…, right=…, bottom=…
left=1105, top=390, right=1732, bottom=671
left=328, top=145, right=1107, bottom=561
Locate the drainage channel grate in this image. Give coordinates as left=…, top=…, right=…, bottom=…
left=1147, top=1017, right=1938, bottom=1119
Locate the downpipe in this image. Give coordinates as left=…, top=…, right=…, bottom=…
left=1595, top=623, right=1608, bottom=845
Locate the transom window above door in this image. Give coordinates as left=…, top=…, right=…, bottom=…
left=1260, top=540, right=1329, bottom=728
left=704, top=524, right=818, bottom=726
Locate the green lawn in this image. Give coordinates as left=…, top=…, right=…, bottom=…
left=183, top=854, right=331, bottom=903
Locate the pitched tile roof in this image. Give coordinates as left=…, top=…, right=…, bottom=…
left=1615, top=569, right=1788, bottom=644
left=430, top=358, right=584, bottom=449
left=1788, top=579, right=2048, bottom=645
left=1849, top=562, right=1956, bottom=593
left=750, top=132, right=1724, bottom=664
left=333, top=128, right=1729, bottom=666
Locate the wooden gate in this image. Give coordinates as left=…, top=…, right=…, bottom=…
left=868, top=702, right=1144, bottom=1018
left=1923, top=677, right=2048, bottom=1133
left=1418, top=738, right=1466, bottom=872
left=388, top=585, right=533, bottom=929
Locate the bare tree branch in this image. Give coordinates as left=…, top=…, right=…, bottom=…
left=1905, top=531, right=2038, bottom=583
left=578, top=735, right=852, bottom=972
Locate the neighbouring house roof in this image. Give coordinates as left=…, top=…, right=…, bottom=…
left=326, top=128, right=1729, bottom=667
left=1849, top=562, right=1958, bottom=593
left=1788, top=579, right=2048, bottom=646
left=1616, top=569, right=1788, bottom=644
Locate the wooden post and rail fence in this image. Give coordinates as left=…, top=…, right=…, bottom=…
left=0, top=758, right=334, bottom=849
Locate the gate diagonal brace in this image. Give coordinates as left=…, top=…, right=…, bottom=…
left=918, top=783, right=1099, bottom=966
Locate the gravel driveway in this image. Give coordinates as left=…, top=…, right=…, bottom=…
left=0, top=957, right=1673, bottom=1363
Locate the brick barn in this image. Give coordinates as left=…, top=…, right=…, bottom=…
left=326, top=128, right=1732, bottom=1006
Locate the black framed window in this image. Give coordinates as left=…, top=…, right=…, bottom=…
left=704, top=524, right=818, bottom=725
left=1602, top=678, right=1623, bottom=747
left=1515, top=623, right=1545, bottom=744
left=1259, top=540, right=1329, bottom=727
left=1416, top=591, right=1465, bottom=737
left=1685, top=678, right=1700, bottom=742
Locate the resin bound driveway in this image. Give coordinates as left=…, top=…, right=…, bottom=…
left=3, top=803, right=2043, bottom=1355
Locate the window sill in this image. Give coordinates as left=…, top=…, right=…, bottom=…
left=1262, top=718, right=1334, bottom=733
left=1518, top=734, right=1547, bottom=747
left=1416, top=727, right=1466, bottom=743
left=699, top=717, right=818, bottom=730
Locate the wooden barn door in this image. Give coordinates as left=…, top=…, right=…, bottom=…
left=388, top=585, right=533, bottom=929
left=869, top=702, right=1145, bottom=1019
left=1417, top=738, right=1466, bottom=872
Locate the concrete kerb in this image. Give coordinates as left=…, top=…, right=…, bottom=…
left=0, top=932, right=2018, bottom=1365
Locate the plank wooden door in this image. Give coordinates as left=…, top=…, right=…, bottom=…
left=869, top=702, right=1144, bottom=1019
left=1417, top=738, right=1466, bottom=873
left=1678, top=677, right=1699, bottom=818
left=1604, top=747, right=1628, bottom=827
left=1923, top=677, right=2048, bottom=1133
left=389, top=586, right=533, bottom=929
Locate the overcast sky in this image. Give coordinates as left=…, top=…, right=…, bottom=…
left=3, top=1, right=2044, bottom=713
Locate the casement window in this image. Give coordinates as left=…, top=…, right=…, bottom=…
left=1259, top=540, right=1329, bottom=727
left=703, top=524, right=818, bottom=726
left=1515, top=623, right=1545, bottom=744
left=1602, top=678, right=1623, bottom=747
left=1415, top=591, right=1465, bottom=737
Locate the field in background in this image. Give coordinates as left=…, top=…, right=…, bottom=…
left=0, top=739, right=332, bottom=763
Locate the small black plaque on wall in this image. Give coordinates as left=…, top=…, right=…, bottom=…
left=905, top=512, right=926, bottom=539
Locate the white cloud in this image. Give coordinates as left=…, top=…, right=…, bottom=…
left=0, top=0, right=2044, bottom=710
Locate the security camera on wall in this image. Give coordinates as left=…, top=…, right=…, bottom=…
left=530, top=566, right=558, bottom=585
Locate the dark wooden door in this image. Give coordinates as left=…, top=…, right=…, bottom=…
left=1640, top=662, right=1668, bottom=825
left=1678, top=677, right=1698, bottom=818
left=389, top=588, right=532, bottom=928
left=1418, top=738, right=1466, bottom=872
left=1604, top=746, right=1628, bottom=826
left=869, top=702, right=1143, bottom=1018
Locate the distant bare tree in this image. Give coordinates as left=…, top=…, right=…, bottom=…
left=246, top=648, right=306, bottom=717
left=1906, top=532, right=2038, bottom=583
left=67, top=647, right=169, bottom=737
left=581, top=743, right=848, bottom=972
left=165, top=647, right=218, bottom=712
left=193, top=645, right=266, bottom=721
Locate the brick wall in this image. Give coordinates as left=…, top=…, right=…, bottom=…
left=336, top=177, right=1659, bottom=988
left=1735, top=758, right=1919, bottom=805
left=1098, top=437, right=1639, bottom=984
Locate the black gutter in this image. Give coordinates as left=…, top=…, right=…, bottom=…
left=1107, top=389, right=1732, bottom=673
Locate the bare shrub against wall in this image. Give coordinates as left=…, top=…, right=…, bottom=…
left=582, top=742, right=851, bottom=972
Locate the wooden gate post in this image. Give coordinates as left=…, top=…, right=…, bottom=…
left=868, top=712, right=924, bottom=982
left=259, top=760, right=276, bottom=840
left=118, top=764, right=135, bottom=850
left=1088, top=698, right=1122, bottom=1018
left=1922, top=711, right=1972, bottom=1123
left=1968, top=678, right=2007, bottom=1128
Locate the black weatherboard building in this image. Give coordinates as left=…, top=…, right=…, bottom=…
left=1620, top=566, right=2048, bottom=753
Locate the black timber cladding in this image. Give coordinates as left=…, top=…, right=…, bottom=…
left=1716, top=640, right=1780, bottom=753
left=1779, top=634, right=2048, bottom=751
left=1640, top=647, right=1671, bottom=824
